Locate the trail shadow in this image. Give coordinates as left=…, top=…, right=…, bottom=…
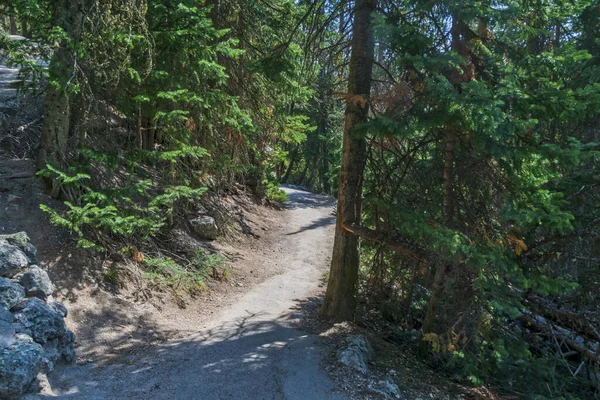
left=31, top=296, right=346, bottom=400
left=65, top=302, right=182, bottom=365
left=286, top=216, right=336, bottom=235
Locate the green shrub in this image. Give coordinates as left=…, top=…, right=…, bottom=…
left=144, top=257, right=207, bottom=294
left=38, top=155, right=207, bottom=250
left=265, top=182, right=289, bottom=202
left=261, top=175, right=288, bottom=202
left=192, top=249, right=227, bottom=272
left=144, top=250, right=229, bottom=294
left=104, top=265, right=120, bottom=284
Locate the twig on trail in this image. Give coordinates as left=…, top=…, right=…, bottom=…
left=5, top=171, right=35, bottom=179
left=16, top=116, right=43, bottom=132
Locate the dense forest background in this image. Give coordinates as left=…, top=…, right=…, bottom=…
left=2, top=0, right=600, bottom=398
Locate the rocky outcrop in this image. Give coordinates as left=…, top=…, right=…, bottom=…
left=0, top=245, right=29, bottom=278
left=0, top=233, right=37, bottom=263
left=0, top=335, right=43, bottom=399
left=18, top=266, right=53, bottom=300
left=0, top=278, right=25, bottom=309
left=0, top=232, right=75, bottom=399
left=190, top=216, right=218, bottom=240
left=13, top=298, right=67, bottom=345
left=368, top=378, right=401, bottom=399
left=337, top=334, right=373, bottom=374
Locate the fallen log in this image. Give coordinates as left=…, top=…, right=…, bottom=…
left=518, top=312, right=600, bottom=364
left=524, top=293, right=600, bottom=343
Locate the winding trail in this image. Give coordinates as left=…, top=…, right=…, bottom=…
left=29, top=187, right=346, bottom=399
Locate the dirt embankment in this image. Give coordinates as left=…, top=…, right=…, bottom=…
left=1, top=159, right=305, bottom=359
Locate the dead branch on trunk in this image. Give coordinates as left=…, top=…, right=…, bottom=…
left=343, top=223, right=432, bottom=262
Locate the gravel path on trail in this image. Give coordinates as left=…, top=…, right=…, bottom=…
left=26, top=187, right=347, bottom=400
left=0, top=35, right=27, bottom=100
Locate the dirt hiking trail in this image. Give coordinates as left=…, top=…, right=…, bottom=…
left=25, top=186, right=347, bottom=399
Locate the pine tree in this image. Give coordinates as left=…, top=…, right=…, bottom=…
left=321, top=0, right=377, bottom=320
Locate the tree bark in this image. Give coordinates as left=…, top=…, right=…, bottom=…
left=317, top=68, right=331, bottom=193
left=418, top=132, right=456, bottom=356
left=419, top=262, right=448, bottom=355
left=419, top=16, right=462, bottom=353
left=9, top=8, right=17, bottom=35
left=36, top=0, right=86, bottom=196
left=137, top=104, right=143, bottom=149
left=36, top=46, right=72, bottom=175
left=298, top=161, right=309, bottom=186
left=321, top=0, right=377, bottom=321
left=282, top=148, right=298, bottom=183
left=322, top=141, right=331, bottom=193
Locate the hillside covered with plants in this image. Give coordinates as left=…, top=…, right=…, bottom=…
left=2, top=0, right=600, bottom=398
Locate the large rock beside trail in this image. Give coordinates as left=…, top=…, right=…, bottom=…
left=0, top=308, right=16, bottom=348
left=0, top=335, right=43, bottom=399
left=0, top=245, right=29, bottom=278
left=0, top=233, right=75, bottom=399
left=0, top=306, right=12, bottom=323
left=0, top=278, right=25, bottom=309
left=12, top=298, right=67, bottom=344
left=337, top=334, right=373, bottom=374
left=0, top=232, right=37, bottom=263
left=190, top=216, right=218, bottom=240
left=11, top=298, right=75, bottom=370
left=368, top=378, right=402, bottom=399
left=19, top=266, right=53, bottom=300
left=40, top=329, right=76, bottom=372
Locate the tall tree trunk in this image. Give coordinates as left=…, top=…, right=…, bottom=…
left=403, top=261, right=418, bottom=315
left=36, top=46, right=72, bottom=175
left=146, top=118, right=155, bottom=150
left=442, top=131, right=456, bottom=226
left=419, top=16, right=463, bottom=354
left=322, top=141, right=331, bottom=193
left=137, top=104, right=143, bottom=149
left=9, top=8, right=17, bottom=35
left=298, top=161, right=309, bottom=185
left=339, top=1, right=345, bottom=34
left=282, top=148, right=298, bottom=183
left=36, top=0, right=85, bottom=196
left=21, top=19, right=27, bottom=37
left=321, top=0, right=377, bottom=321
left=317, top=67, right=331, bottom=193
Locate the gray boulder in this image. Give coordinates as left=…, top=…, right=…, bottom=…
left=190, top=216, right=218, bottom=240
left=19, top=266, right=53, bottom=300
left=0, top=306, right=12, bottom=322
left=0, top=233, right=76, bottom=398
left=368, top=379, right=402, bottom=399
left=40, top=329, right=76, bottom=372
left=337, top=334, right=373, bottom=374
left=12, top=298, right=66, bottom=344
left=0, top=245, right=29, bottom=278
left=57, top=329, right=75, bottom=363
left=47, top=300, right=68, bottom=318
left=0, top=306, right=15, bottom=348
left=0, top=321, right=15, bottom=348
left=0, top=334, right=43, bottom=400
left=0, top=232, right=37, bottom=263
left=0, top=278, right=25, bottom=309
